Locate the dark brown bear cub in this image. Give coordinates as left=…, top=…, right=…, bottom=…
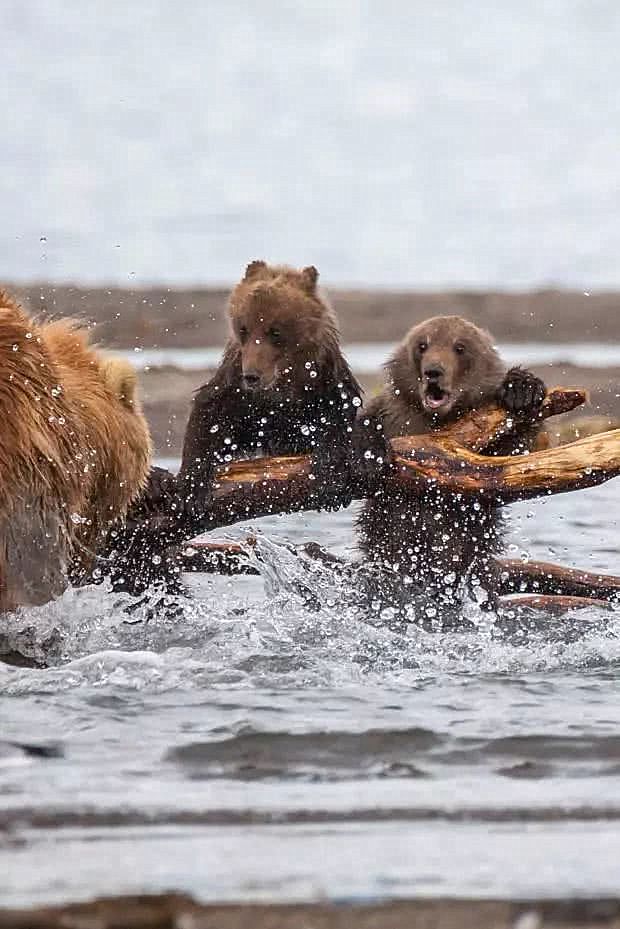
left=358, top=315, right=546, bottom=618
left=107, top=260, right=362, bottom=597
left=178, top=260, right=362, bottom=512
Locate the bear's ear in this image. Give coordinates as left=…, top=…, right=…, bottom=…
left=243, top=259, right=267, bottom=281
left=300, top=265, right=319, bottom=294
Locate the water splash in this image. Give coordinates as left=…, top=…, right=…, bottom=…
left=0, top=535, right=618, bottom=697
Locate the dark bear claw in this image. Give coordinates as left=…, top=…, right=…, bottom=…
left=498, top=366, right=546, bottom=417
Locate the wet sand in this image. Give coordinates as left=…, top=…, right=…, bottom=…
left=2, top=894, right=619, bottom=928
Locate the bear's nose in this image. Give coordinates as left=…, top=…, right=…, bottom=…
left=424, top=366, right=444, bottom=381
left=242, top=372, right=261, bottom=389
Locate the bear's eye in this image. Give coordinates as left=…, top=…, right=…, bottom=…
left=268, top=327, right=283, bottom=345
left=238, top=325, right=249, bottom=343
left=418, top=341, right=428, bottom=354
left=454, top=342, right=466, bottom=355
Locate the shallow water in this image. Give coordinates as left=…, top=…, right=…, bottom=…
left=119, top=342, right=620, bottom=373
left=1, top=479, right=619, bottom=906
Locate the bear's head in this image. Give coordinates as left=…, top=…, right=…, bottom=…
left=228, top=260, right=338, bottom=392
left=389, top=315, right=504, bottom=420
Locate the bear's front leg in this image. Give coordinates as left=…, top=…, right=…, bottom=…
left=310, top=442, right=355, bottom=512
left=129, top=466, right=178, bottom=520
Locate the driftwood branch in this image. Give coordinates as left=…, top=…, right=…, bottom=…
left=496, top=558, right=620, bottom=601
left=433, top=386, right=586, bottom=451
left=126, top=387, right=592, bottom=547
left=387, top=428, right=620, bottom=504
left=169, top=387, right=620, bottom=611
left=207, top=387, right=618, bottom=518
left=498, top=594, right=614, bottom=613
left=100, top=385, right=620, bottom=610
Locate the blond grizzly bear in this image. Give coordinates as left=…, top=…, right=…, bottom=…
left=0, top=290, right=151, bottom=612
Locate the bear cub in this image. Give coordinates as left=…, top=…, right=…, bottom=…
left=105, top=260, right=365, bottom=597
left=177, top=260, right=363, bottom=511
left=358, top=315, right=546, bottom=617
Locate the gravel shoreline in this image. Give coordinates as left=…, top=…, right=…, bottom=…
left=2, top=894, right=619, bottom=928
left=9, top=283, right=620, bottom=347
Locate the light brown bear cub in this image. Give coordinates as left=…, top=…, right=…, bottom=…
left=358, top=315, right=546, bottom=617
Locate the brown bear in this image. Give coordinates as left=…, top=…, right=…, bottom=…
left=0, top=290, right=151, bottom=612
left=177, top=259, right=362, bottom=511
left=357, top=315, right=546, bottom=619
left=105, top=260, right=364, bottom=597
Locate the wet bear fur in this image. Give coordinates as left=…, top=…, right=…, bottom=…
left=107, top=261, right=363, bottom=598
left=178, top=260, right=362, bottom=511
left=0, top=290, right=151, bottom=612
left=357, top=315, right=546, bottom=619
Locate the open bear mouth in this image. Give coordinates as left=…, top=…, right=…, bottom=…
left=422, top=381, right=452, bottom=411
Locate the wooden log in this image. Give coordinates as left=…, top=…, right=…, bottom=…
left=182, top=539, right=258, bottom=576
left=387, top=428, right=620, bottom=503
left=101, top=386, right=616, bottom=594
left=125, top=387, right=607, bottom=546
left=435, top=386, right=586, bottom=451
left=172, top=388, right=592, bottom=574
left=499, top=594, right=613, bottom=614
left=213, top=386, right=587, bottom=492
left=496, top=558, right=620, bottom=601
left=212, top=423, right=620, bottom=514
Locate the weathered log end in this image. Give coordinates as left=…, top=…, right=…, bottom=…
left=499, top=594, right=614, bottom=614
left=497, top=558, right=620, bottom=602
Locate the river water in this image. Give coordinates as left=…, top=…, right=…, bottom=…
left=120, top=342, right=620, bottom=372
left=1, top=478, right=619, bottom=906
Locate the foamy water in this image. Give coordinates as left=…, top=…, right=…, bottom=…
left=1, top=480, right=619, bottom=906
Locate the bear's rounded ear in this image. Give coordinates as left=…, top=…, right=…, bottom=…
left=300, top=265, right=319, bottom=293
left=243, top=259, right=267, bottom=281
